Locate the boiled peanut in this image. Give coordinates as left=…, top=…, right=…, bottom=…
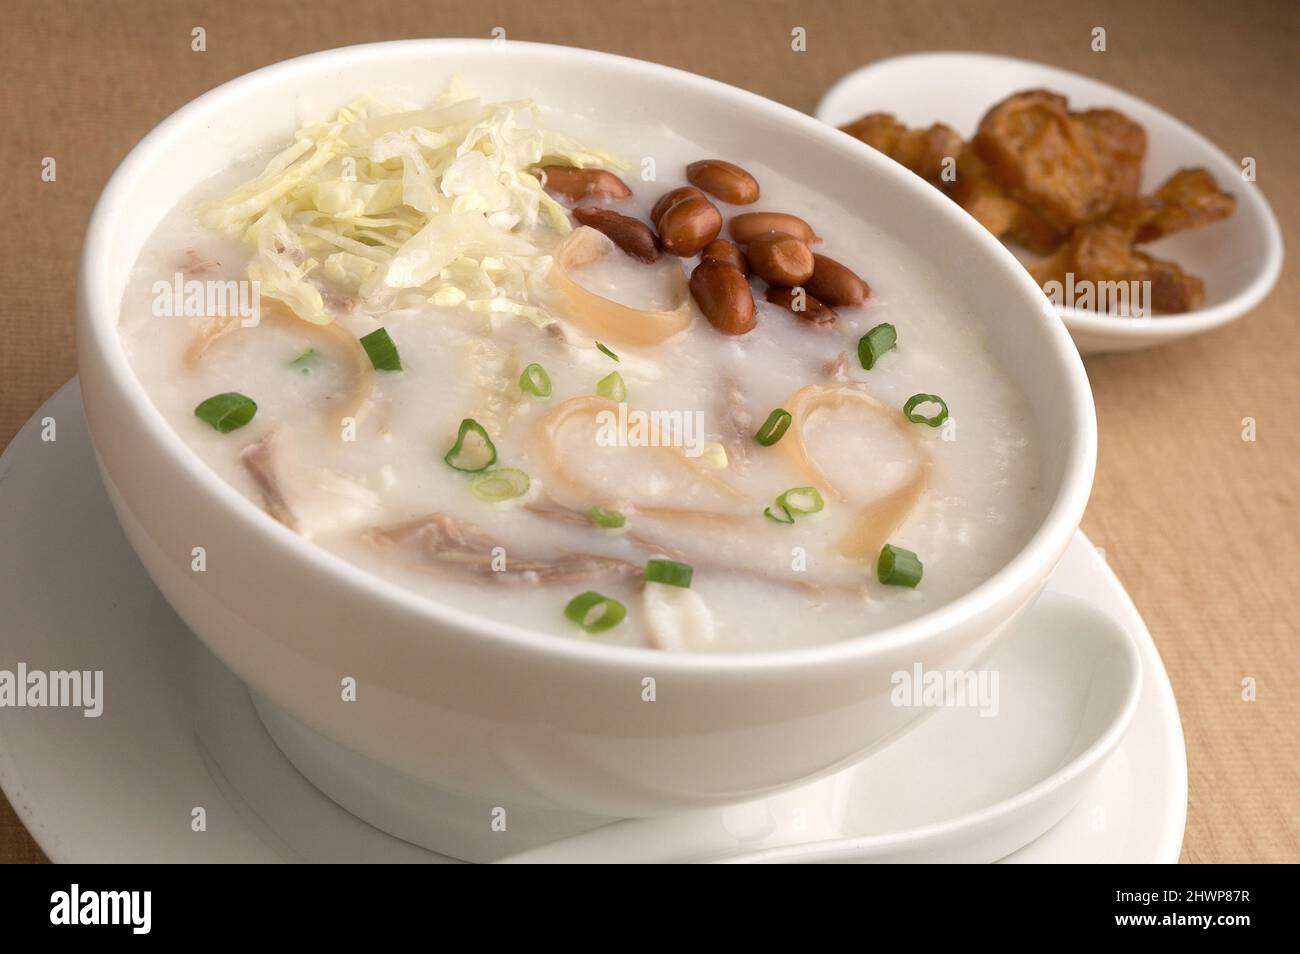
left=805, top=254, right=871, bottom=307
left=729, top=211, right=819, bottom=246
left=686, top=159, right=760, bottom=204
left=745, top=231, right=814, bottom=286
left=573, top=207, right=660, bottom=263
left=538, top=165, right=632, bottom=202
left=700, top=239, right=748, bottom=276
left=764, top=286, right=837, bottom=324
left=651, top=186, right=707, bottom=226
left=690, top=259, right=757, bottom=335
left=657, top=195, right=723, bottom=257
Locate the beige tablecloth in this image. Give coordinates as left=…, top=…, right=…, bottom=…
left=2, top=0, right=1297, bottom=864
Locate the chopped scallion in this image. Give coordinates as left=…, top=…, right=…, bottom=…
left=777, top=486, right=824, bottom=517
left=763, top=505, right=795, bottom=524
left=444, top=418, right=497, bottom=472
left=194, top=392, right=257, bottom=433
left=469, top=468, right=530, bottom=502
left=596, top=371, right=627, bottom=402
left=764, top=486, right=825, bottom=524
left=290, top=347, right=318, bottom=369
left=903, top=393, right=949, bottom=427
left=360, top=327, right=402, bottom=371
left=644, top=558, right=693, bottom=588
left=857, top=322, right=897, bottom=370
left=588, top=506, right=626, bottom=528
left=564, top=591, right=627, bottom=633
left=755, top=408, right=793, bottom=447
left=878, top=544, right=923, bottom=587
left=519, top=363, right=552, bottom=398
left=596, top=342, right=620, bottom=362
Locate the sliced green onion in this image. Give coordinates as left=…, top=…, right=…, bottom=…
left=469, top=468, right=530, bottom=502
left=360, top=327, right=402, bottom=371
left=857, top=322, right=897, bottom=370
left=444, top=418, right=497, bottom=472
left=596, top=341, right=620, bottom=362
left=290, top=347, right=318, bottom=369
left=588, top=506, right=626, bottom=529
left=596, top=371, right=627, bottom=402
left=763, top=505, right=795, bottom=524
left=764, top=486, right=825, bottom=524
left=564, top=591, right=627, bottom=634
left=878, top=544, right=923, bottom=588
left=903, top=393, right=949, bottom=427
left=777, top=486, right=824, bottom=516
left=644, top=558, right=693, bottom=588
left=194, top=392, right=257, bottom=433
left=755, top=408, right=793, bottom=447
left=519, top=363, right=552, bottom=398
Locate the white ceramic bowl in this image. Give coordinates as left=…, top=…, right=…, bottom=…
left=77, top=40, right=1096, bottom=851
left=816, top=52, right=1285, bottom=355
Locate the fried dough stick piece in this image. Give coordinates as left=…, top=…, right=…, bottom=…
left=951, top=145, right=1065, bottom=254
left=973, top=93, right=1148, bottom=233
left=1136, top=168, right=1236, bottom=243
left=840, top=112, right=964, bottom=188
left=1029, top=199, right=1205, bottom=314
left=842, top=113, right=1066, bottom=254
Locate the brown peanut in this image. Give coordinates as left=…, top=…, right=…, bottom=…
left=805, top=254, right=871, bottom=307
left=538, top=165, right=632, bottom=202
left=686, top=160, right=760, bottom=205
left=657, top=195, right=723, bottom=257
left=729, top=211, right=819, bottom=246
left=700, top=239, right=748, bottom=276
left=764, top=286, right=837, bottom=325
left=690, top=260, right=757, bottom=335
left=651, top=186, right=707, bottom=226
left=573, top=207, right=660, bottom=263
left=745, top=231, right=815, bottom=286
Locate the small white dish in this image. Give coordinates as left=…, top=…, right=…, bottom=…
left=0, top=382, right=1186, bottom=863
left=816, top=51, right=1284, bottom=355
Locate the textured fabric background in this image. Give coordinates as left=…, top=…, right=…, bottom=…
left=1, top=0, right=1297, bottom=863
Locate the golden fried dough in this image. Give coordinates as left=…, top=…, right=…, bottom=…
left=841, top=112, right=963, bottom=188
left=1136, top=167, right=1236, bottom=242
left=973, top=90, right=1113, bottom=231
left=841, top=92, right=1233, bottom=315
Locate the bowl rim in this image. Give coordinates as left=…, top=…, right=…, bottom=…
left=78, top=38, right=1097, bottom=672
left=816, top=49, right=1286, bottom=342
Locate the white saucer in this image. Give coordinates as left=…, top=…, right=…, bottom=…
left=0, top=381, right=1186, bottom=863
left=815, top=52, right=1284, bottom=356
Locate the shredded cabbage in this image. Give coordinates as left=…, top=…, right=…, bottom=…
left=199, top=83, right=627, bottom=327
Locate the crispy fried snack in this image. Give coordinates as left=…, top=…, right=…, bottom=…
left=840, top=112, right=964, bottom=188
left=842, top=93, right=1232, bottom=315
left=1136, top=167, right=1236, bottom=242
left=844, top=114, right=1066, bottom=253
left=951, top=145, right=1065, bottom=254
left=1075, top=108, right=1147, bottom=203
left=973, top=90, right=1147, bottom=231
left=1029, top=199, right=1205, bottom=314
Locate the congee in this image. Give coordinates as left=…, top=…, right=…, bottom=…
left=118, top=81, right=1045, bottom=651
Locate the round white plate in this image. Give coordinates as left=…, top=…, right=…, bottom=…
left=0, top=381, right=1186, bottom=862
left=815, top=51, right=1283, bottom=356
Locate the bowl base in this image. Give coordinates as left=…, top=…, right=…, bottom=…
left=249, top=692, right=616, bottom=862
